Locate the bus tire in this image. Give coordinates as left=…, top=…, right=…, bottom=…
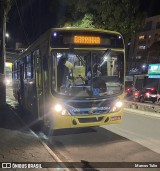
left=31, top=120, right=44, bottom=132
left=43, top=126, right=54, bottom=137
left=42, top=119, right=55, bottom=137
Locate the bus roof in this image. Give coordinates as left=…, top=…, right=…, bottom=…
left=15, top=27, right=123, bottom=62
left=50, top=27, right=122, bottom=36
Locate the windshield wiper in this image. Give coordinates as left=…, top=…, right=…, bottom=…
left=76, top=55, right=86, bottom=66
left=100, top=49, right=111, bottom=66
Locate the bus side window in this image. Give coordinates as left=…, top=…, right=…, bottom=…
left=51, top=53, right=56, bottom=92
left=25, top=54, right=34, bottom=79
left=43, top=56, right=48, bottom=91
left=36, top=56, right=41, bottom=87
left=14, top=62, right=18, bottom=79
left=43, top=57, right=48, bottom=71
left=33, top=49, right=41, bottom=87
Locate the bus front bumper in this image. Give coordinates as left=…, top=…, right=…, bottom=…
left=51, top=109, right=123, bottom=130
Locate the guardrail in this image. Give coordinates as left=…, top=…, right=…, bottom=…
left=124, top=100, right=160, bottom=113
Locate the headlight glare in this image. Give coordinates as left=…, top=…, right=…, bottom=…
left=110, top=101, right=123, bottom=113
left=5, top=79, right=11, bottom=85
left=115, top=101, right=123, bottom=108
left=61, top=109, right=68, bottom=115
left=54, top=104, right=63, bottom=112
left=54, top=104, right=70, bottom=115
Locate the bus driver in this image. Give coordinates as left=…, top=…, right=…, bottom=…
left=86, top=64, right=102, bottom=80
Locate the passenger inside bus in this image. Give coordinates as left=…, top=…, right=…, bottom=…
left=78, top=63, right=102, bottom=82
left=55, top=51, right=123, bottom=96
left=86, top=64, right=102, bottom=80
left=57, top=54, right=74, bottom=91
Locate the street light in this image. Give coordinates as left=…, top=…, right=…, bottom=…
left=5, top=33, right=10, bottom=47
left=142, top=64, right=146, bottom=68
left=5, top=33, right=9, bottom=38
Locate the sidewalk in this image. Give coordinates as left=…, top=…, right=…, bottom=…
left=0, top=104, right=66, bottom=171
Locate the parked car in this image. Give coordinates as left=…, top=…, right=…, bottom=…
left=133, top=88, right=157, bottom=103
left=125, top=84, right=136, bottom=100
left=157, top=94, right=160, bottom=104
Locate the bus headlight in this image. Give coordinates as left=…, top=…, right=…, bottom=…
left=54, top=104, right=70, bottom=115
left=54, top=104, right=63, bottom=112
left=110, top=101, right=123, bottom=112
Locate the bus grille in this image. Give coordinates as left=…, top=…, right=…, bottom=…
left=67, top=99, right=112, bottom=108
left=78, top=117, right=104, bottom=123
left=73, top=109, right=110, bottom=115
left=65, top=98, right=117, bottom=116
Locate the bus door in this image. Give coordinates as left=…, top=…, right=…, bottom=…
left=35, top=54, right=44, bottom=120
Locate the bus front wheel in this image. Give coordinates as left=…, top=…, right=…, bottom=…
left=42, top=119, right=55, bottom=137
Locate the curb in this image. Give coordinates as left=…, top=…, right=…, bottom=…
left=7, top=105, right=71, bottom=171
left=124, top=100, right=160, bottom=115
left=124, top=108, right=160, bottom=118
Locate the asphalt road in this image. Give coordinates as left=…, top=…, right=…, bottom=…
left=104, top=110, right=160, bottom=154
left=45, top=112, right=160, bottom=161
left=42, top=111, right=160, bottom=171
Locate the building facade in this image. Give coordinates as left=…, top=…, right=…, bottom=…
left=128, top=15, right=160, bottom=74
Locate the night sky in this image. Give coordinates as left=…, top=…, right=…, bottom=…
left=145, top=0, right=160, bottom=17
left=7, top=0, right=65, bottom=48
left=7, top=0, right=160, bottom=49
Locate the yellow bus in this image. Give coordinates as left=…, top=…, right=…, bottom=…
left=12, top=28, right=125, bottom=131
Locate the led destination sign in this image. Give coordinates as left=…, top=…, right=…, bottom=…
left=74, top=35, right=100, bottom=45
left=51, top=31, right=124, bottom=48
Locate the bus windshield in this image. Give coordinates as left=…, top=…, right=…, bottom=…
left=51, top=50, right=124, bottom=98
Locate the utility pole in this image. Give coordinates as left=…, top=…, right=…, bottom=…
left=0, top=0, right=12, bottom=106
left=0, top=0, right=7, bottom=106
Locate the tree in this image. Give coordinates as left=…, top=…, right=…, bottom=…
left=58, top=0, right=146, bottom=40
left=49, top=0, right=147, bottom=74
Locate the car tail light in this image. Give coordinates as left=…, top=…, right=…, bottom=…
left=127, top=88, right=131, bottom=92
left=134, top=91, right=139, bottom=96
left=145, top=92, right=150, bottom=96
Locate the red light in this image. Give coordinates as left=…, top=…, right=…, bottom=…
left=145, top=92, right=150, bottom=96
left=151, top=88, right=155, bottom=91
left=134, top=92, right=139, bottom=96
